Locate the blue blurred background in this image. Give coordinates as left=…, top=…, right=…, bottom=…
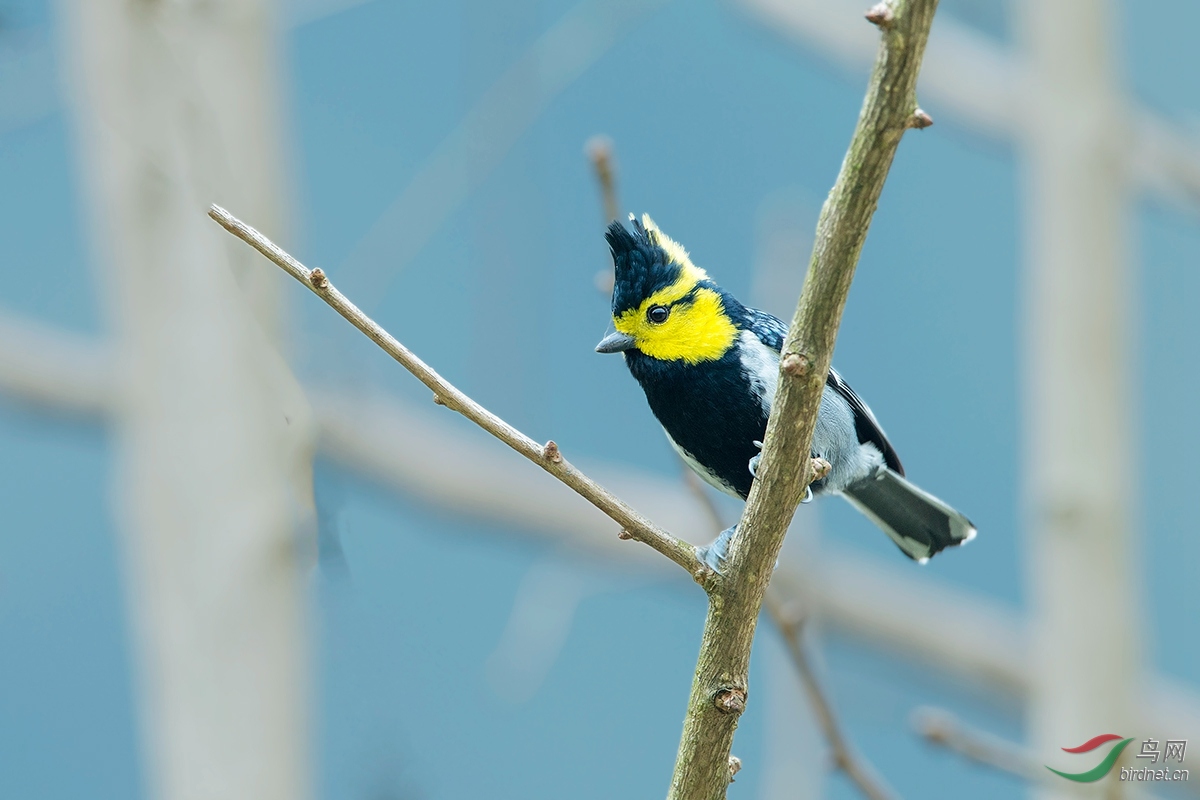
left=0, top=0, right=1196, bottom=798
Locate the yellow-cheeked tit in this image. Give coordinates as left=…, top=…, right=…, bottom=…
left=596, top=214, right=975, bottom=571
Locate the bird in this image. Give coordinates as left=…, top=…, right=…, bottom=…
left=595, top=214, right=975, bottom=571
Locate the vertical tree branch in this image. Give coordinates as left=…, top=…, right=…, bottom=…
left=666, top=1, right=940, bottom=797
left=589, top=133, right=896, bottom=800
left=586, top=134, right=620, bottom=222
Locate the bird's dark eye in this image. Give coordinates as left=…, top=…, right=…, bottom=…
left=647, top=305, right=670, bottom=324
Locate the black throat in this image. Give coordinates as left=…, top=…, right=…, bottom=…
left=623, top=346, right=768, bottom=499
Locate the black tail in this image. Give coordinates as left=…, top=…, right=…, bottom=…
left=843, top=469, right=976, bottom=562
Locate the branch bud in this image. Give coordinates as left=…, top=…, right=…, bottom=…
left=542, top=440, right=563, bottom=463
left=865, top=2, right=894, bottom=28
left=713, top=686, right=747, bottom=714
left=907, top=108, right=934, bottom=129
left=781, top=353, right=809, bottom=377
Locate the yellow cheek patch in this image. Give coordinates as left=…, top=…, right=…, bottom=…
left=614, top=287, right=738, bottom=364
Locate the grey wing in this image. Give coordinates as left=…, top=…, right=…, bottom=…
left=744, top=309, right=903, bottom=474
left=826, top=367, right=904, bottom=476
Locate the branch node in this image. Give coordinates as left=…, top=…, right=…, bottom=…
left=617, top=528, right=633, bottom=540
left=727, top=755, right=742, bottom=783
left=907, top=108, right=934, bottom=129
left=864, top=2, right=894, bottom=28
left=713, top=686, right=747, bottom=714
left=810, top=457, right=832, bottom=483
left=912, top=706, right=954, bottom=745
left=432, top=393, right=446, bottom=406
left=542, top=440, right=563, bottom=463
left=309, top=267, right=329, bottom=290
left=780, top=352, right=810, bottom=377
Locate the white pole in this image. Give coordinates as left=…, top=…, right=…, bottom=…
left=57, top=2, right=315, bottom=799
left=1015, top=0, right=1141, bottom=794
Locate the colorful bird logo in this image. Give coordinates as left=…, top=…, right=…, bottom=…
left=1046, top=734, right=1135, bottom=782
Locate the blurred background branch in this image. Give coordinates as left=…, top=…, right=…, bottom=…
left=55, top=2, right=312, bottom=799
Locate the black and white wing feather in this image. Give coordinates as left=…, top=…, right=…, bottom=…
left=744, top=307, right=904, bottom=476
left=825, top=367, right=904, bottom=476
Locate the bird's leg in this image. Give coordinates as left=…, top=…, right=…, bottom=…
left=696, top=524, right=737, bottom=574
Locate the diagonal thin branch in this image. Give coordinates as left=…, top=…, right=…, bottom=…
left=666, top=0, right=941, bottom=797
left=912, top=708, right=1179, bottom=800
left=207, top=204, right=706, bottom=580
left=911, top=707, right=1047, bottom=785
left=767, top=599, right=897, bottom=800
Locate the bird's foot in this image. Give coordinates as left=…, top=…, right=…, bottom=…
left=696, top=524, right=783, bottom=573
left=696, top=525, right=737, bottom=573
left=750, top=440, right=817, bottom=504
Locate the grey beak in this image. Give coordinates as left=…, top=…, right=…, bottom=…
left=595, top=331, right=636, bottom=354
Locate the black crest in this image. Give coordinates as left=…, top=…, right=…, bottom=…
left=605, top=216, right=688, bottom=316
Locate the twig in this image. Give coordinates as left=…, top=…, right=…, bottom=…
left=768, top=599, right=897, bottom=800
left=666, top=0, right=941, bottom=797
left=914, top=709, right=1178, bottom=800
left=586, top=135, right=620, bottom=296
left=911, top=707, right=1086, bottom=792
left=585, top=135, right=620, bottom=222
left=207, top=205, right=706, bottom=580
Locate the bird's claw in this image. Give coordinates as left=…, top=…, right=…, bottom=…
left=748, top=441, right=817, bottom=505
left=696, top=525, right=737, bottom=574
left=748, top=440, right=764, bottom=478
left=696, top=524, right=782, bottom=573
